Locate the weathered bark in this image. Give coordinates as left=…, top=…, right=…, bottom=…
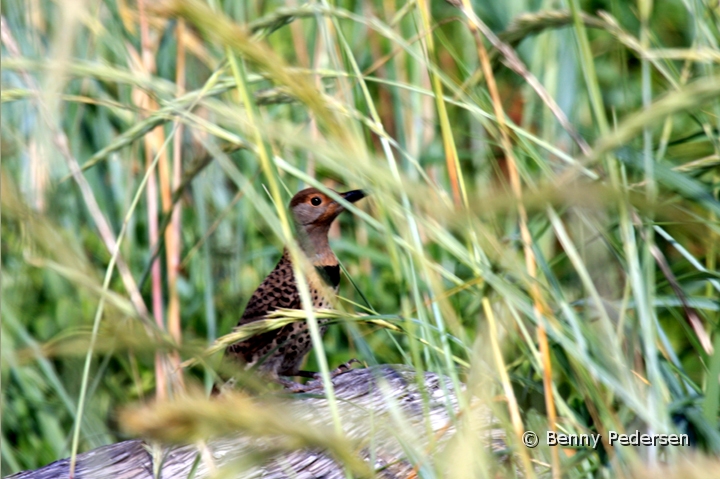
left=7, top=365, right=498, bottom=479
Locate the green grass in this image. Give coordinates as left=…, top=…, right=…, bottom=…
left=2, top=0, right=720, bottom=477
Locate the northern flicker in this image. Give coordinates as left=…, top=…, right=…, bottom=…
left=226, top=187, right=366, bottom=382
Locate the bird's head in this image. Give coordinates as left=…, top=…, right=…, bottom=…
left=289, top=187, right=365, bottom=230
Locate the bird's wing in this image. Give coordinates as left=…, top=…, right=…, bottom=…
left=237, top=251, right=300, bottom=326
left=226, top=252, right=301, bottom=362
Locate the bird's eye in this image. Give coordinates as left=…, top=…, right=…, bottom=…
left=310, top=197, right=322, bottom=206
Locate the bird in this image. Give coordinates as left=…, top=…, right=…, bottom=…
left=225, top=187, right=366, bottom=387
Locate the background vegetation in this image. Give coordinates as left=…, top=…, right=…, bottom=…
left=2, top=0, right=719, bottom=477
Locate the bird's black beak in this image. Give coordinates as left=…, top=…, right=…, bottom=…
left=341, top=190, right=366, bottom=203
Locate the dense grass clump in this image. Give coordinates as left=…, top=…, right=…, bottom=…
left=2, top=0, right=719, bottom=477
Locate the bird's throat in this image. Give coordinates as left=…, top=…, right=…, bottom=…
left=297, top=225, right=338, bottom=267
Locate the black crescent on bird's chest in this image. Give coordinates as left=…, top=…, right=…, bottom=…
left=315, top=264, right=341, bottom=288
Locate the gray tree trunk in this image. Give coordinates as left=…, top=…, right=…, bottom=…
left=7, top=365, right=500, bottom=479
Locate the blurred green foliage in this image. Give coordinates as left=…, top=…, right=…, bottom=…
left=2, top=0, right=720, bottom=477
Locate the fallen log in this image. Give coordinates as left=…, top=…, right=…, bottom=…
left=7, top=365, right=501, bottom=479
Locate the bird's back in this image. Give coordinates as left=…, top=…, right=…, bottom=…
left=226, top=250, right=336, bottom=377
